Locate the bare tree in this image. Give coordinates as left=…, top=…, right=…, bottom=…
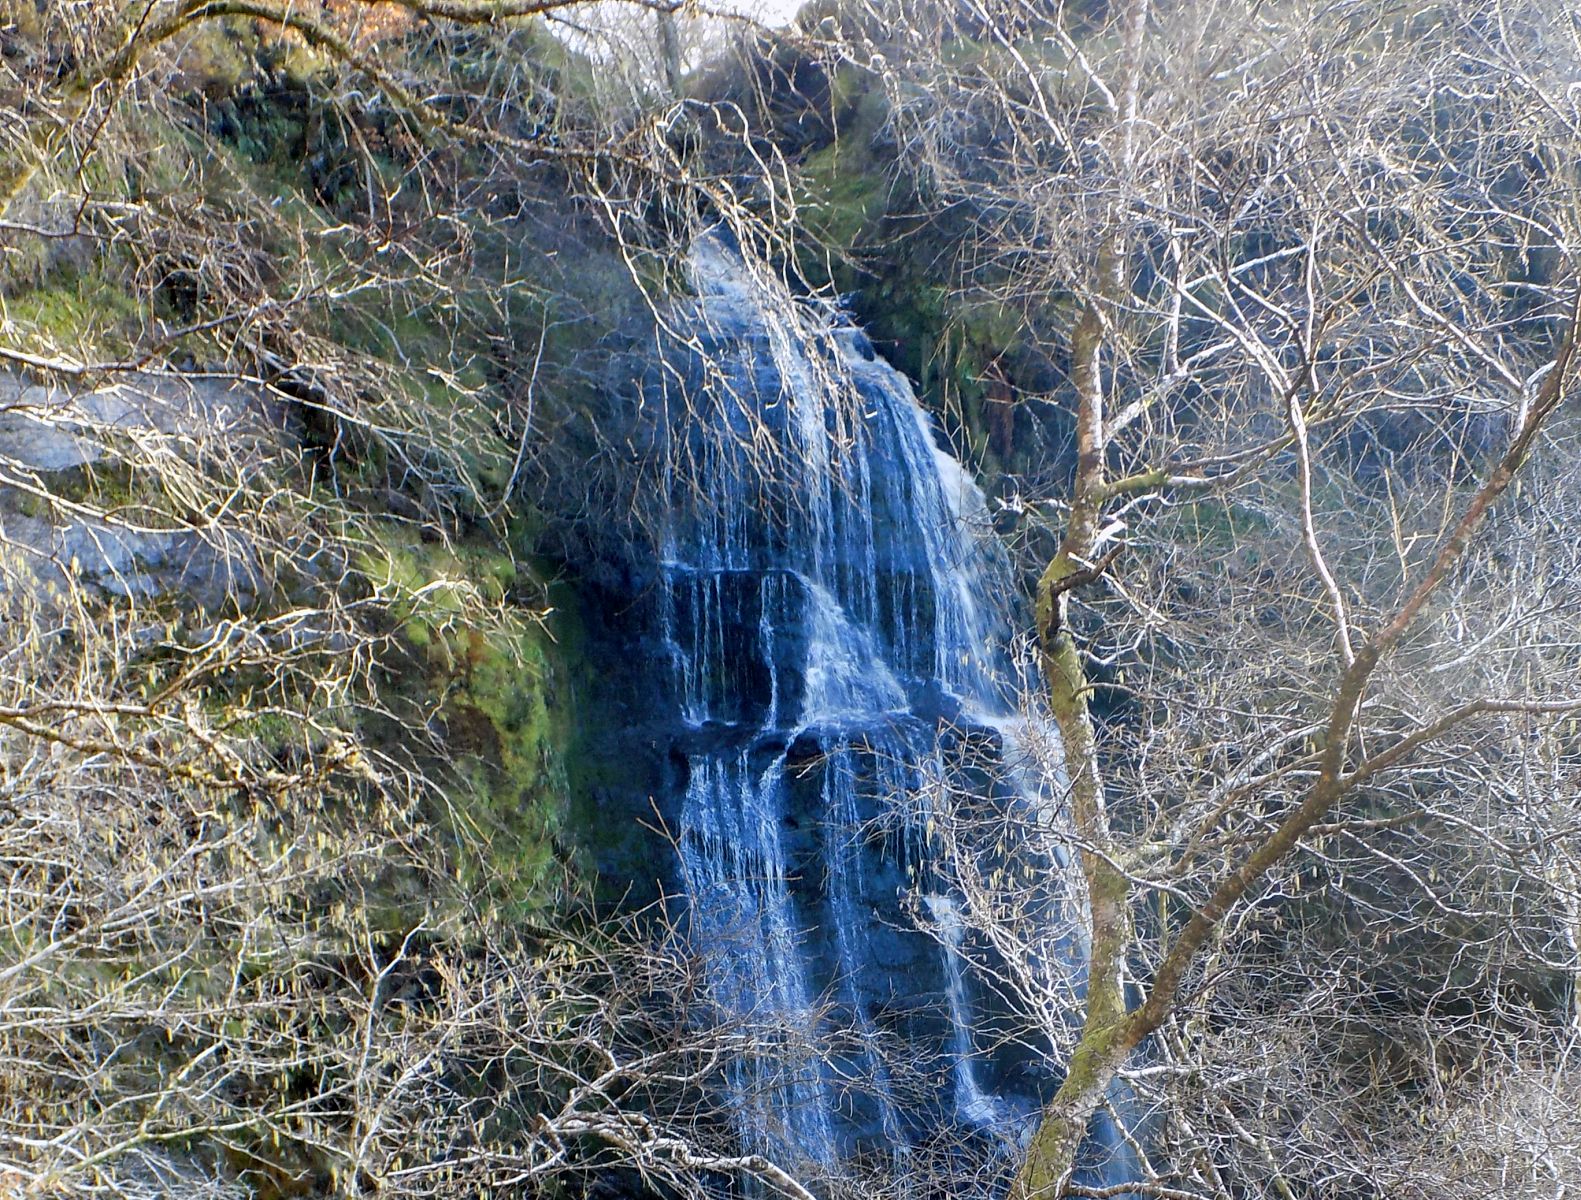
left=0, top=2, right=822, bottom=1197
left=12, top=0, right=1581, bottom=1195
left=776, top=0, right=1581, bottom=1194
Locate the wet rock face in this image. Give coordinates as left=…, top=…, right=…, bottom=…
left=579, top=234, right=1074, bottom=1174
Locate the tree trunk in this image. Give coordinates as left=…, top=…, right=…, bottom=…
left=1010, top=1012, right=1137, bottom=1200
left=1014, top=5, right=1151, bottom=1188
left=1014, top=295, right=1135, bottom=1198
left=658, top=11, right=682, bottom=98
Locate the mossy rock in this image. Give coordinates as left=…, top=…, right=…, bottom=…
left=358, top=523, right=580, bottom=919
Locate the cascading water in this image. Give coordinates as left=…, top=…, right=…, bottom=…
left=650, top=232, right=1132, bottom=1188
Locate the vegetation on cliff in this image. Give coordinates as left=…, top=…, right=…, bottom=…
left=0, top=7, right=795, bottom=1198
left=4, top=0, right=1581, bottom=1199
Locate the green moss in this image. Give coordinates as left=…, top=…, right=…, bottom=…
left=358, top=524, right=577, bottom=919
left=795, top=65, right=896, bottom=256
left=800, top=141, right=889, bottom=253
left=357, top=525, right=518, bottom=640
left=438, top=616, right=570, bottom=916
left=37, top=459, right=146, bottom=512
left=167, top=20, right=255, bottom=96
left=0, top=263, right=144, bottom=351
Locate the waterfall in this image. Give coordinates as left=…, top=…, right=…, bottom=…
left=651, top=232, right=1132, bottom=1187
